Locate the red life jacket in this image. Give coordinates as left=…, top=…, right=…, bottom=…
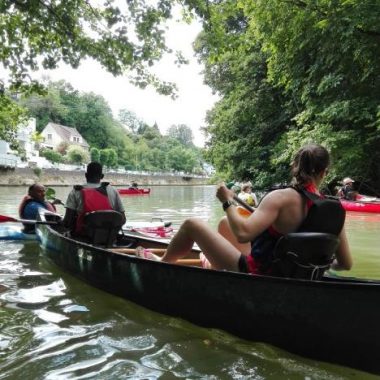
left=75, top=185, right=113, bottom=235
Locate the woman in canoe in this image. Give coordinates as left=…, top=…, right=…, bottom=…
left=147, top=144, right=352, bottom=275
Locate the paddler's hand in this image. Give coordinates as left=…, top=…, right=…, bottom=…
left=216, top=183, right=234, bottom=203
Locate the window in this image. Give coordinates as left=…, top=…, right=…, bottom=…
left=47, top=134, right=52, bottom=141
left=73, top=136, right=80, bottom=143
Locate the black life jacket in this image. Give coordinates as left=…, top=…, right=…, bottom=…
left=250, top=187, right=345, bottom=275
left=296, top=188, right=345, bottom=235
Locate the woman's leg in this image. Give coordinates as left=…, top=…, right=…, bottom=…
left=217, top=216, right=251, bottom=255
left=162, top=217, right=242, bottom=271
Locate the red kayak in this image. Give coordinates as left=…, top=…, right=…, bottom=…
left=340, top=199, right=380, bottom=213
left=118, top=188, right=151, bottom=195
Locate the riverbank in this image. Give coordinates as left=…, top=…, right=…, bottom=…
left=0, top=167, right=212, bottom=186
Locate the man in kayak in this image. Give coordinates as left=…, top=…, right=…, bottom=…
left=62, top=162, right=126, bottom=236
left=337, top=177, right=358, bottom=201
left=238, top=182, right=258, bottom=207
left=19, top=183, right=57, bottom=233
left=154, top=144, right=352, bottom=276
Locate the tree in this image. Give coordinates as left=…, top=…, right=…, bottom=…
left=31, top=131, right=44, bottom=151
left=90, top=147, right=100, bottom=163
left=118, top=109, right=143, bottom=134
left=194, top=0, right=380, bottom=189
left=1, top=1, right=182, bottom=96
left=167, top=124, right=194, bottom=146
left=66, top=145, right=90, bottom=165
left=99, top=149, right=110, bottom=167
left=56, top=141, right=70, bottom=155
left=0, top=94, right=28, bottom=149
left=105, top=148, right=118, bottom=168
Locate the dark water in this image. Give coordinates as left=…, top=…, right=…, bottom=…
left=0, top=185, right=379, bottom=379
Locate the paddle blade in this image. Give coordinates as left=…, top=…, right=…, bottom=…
left=237, top=206, right=252, bottom=217
left=0, top=215, right=18, bottom=223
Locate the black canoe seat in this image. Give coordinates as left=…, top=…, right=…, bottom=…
left=83, top=210, right=124, bottom=247
left=272, top=232, right=339, bottom=280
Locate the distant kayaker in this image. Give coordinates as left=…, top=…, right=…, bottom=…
left=337, top=177, right=358, bottom=201
left=62, top=162, right=126, bottom=236
left=238, top=182, right=258, bottom=207
left=151, top=144, right=352, bottom=276
left=19, top=184, right=57, bottom=233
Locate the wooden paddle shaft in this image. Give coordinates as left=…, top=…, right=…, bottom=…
left=111, top=247, right=167, bottom=256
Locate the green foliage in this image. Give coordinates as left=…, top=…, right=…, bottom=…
left=118, top=109, right=143, bottom=134
left=0, top=94, right=28, bottom=148
left=33, top=167, right=42, bottom=177
left=0, top=0, right=182, bottom=97
left=66, top=145, right=90, bottom=165
left=19, top=79, right=208, bottom=174
left=40, top=149, right=64, bottom=164
left=90, top=147, right=100, bottom=162
left=167, top=124, right=194, bottom=146
left=195, top=0, right=380, bottom=190
left=99, top=149, right=110, bottom=167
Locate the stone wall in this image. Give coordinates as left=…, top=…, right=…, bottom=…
left=0, top=167, right=211, bottom=186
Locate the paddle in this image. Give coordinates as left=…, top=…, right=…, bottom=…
left=0, top=215, right=58, bottom=225
left=233, top=195, right=255, bottom=213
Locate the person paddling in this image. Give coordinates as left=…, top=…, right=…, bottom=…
left=62, top=162, right=126, bottom=236
left=18, top=184, right=57, bottom=234
left=141, top=144, right=352, bottom=276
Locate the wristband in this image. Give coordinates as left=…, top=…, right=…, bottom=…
left=222, top=200, right=234, bottom=211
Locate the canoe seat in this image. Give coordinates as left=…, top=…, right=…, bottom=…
left=83, top=210, right=124, bottom=247
left=272, top=232, right=339, bottom=280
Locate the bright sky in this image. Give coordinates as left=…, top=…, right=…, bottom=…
left=41, top=17, right=218, bottom=147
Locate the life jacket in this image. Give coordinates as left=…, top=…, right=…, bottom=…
left=18, top=195, right=56, bottom=218
left=74, top=183, right=113, bottom=235
left=18, top=196, right=56, bottom=234
left=248, top=186, right=345, bottom=275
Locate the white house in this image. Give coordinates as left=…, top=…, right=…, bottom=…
left=41, top=122, right=89, bottom=151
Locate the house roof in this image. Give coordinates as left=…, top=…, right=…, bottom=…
left=44, top=122, right=89, bottom=148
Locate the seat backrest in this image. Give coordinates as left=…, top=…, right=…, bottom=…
left=272, top=232, right=339, bottom=280
left=83, top=210, right=124, bottom=247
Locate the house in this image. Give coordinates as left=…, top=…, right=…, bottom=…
left=40, top=122, right=89, bottom=151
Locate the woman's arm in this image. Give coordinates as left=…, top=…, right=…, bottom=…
left=331, top=226, right=353, bottom=270
left=217, top=185, right=280, bottom=243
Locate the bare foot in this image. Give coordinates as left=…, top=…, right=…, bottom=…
left=199, top=252, right=212, bottom=269
left=135, top=246, right=161, bottom=261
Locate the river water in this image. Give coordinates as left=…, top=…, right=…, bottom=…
left=0, top=185, right=379, bottom=379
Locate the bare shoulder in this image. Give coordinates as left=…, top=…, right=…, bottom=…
left=261, top=188, right=299, bottom=206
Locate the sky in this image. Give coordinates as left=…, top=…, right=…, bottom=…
left=40, top=17, right=218, bottom=148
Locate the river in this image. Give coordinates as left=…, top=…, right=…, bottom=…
left=0, top=185, right=379, bottom=379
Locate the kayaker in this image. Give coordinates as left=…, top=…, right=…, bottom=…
left=154, top=144, right=352, bottom=275
left=337, top=177, right=358, bottom=201
left=62, top=162, right=126, bottom=236
left=19, top=183, right=57, bottom=233
left=238, top=182, right=258, bottom=207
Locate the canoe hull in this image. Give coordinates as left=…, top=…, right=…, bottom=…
left=340, top=199, right=380, bottom=213
left=36, top=222, right=380, bottom=375
left=118, top=188, right=151, bottom=195
left=0, top=225, right=38, bottom=241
